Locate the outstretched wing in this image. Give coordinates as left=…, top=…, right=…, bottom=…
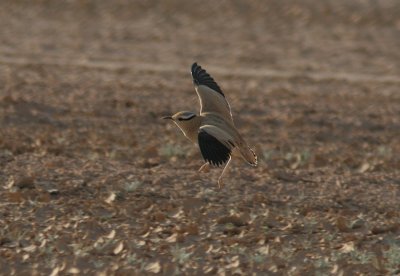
left=198, top=126, right=235, bottom=167
left=191, top=63, right=233, bottom=123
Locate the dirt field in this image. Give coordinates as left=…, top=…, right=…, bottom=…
left=1, top=0, right=400, bottom=275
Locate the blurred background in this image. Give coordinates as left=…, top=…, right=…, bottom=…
left=2, top=1, right=399, bottom=73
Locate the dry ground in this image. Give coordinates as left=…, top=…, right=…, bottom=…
left=0, top=1, right=400, bottom=275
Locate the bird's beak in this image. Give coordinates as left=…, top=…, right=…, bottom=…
left=162, top=116, right=173, bottom=120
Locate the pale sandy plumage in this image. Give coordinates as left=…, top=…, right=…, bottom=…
left=163, top=63, right=257, bottom=189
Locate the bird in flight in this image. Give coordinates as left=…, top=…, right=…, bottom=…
left=163, top=63, right=257, bottom=189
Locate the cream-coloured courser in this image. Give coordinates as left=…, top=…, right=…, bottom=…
left=163, top=63, right=257, bottom=189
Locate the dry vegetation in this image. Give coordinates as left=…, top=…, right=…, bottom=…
left=0, top=0, right=400, bottom=275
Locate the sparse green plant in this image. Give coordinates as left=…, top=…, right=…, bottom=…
left=285, top=152, right=294, bottom=161
left=262, top=225, right=271, bottom=232
left=172, top=267, right=182, bottom=276
left=92, top=260, right=104, bottom=269
left=225, top=223, right=235, bottom=230
left=349, top=216, right=365, bottom=229
left=263, top=148, right=312, bottom=167
left=126, top=253, right=138, bottom=266
left=281, top=245, right=295, bottom=257
left=171, top=245, right=192, bottom=265
left=313, top=257, right=335, bottom=276
left=376, top=145, right=392, bottom=158
left=139, top=261, right=147, bottom=272
left=46, top=257, right=58, bottom=269
left=324, top=232, right=338, bottom=242
left=349, top=250, right=374, bottom=265
left=70, top=243, right=91, bottom=257
left=262, top=149, right=276, bottom=161
left=159, top=144, right=186, bottom=158
left=301, top=239, right=312, bottom=250
left=251, top=253, right=266, bottom=264
left=300, top=149, right=312, bottom=164
left=330, top=251, right=342, bottom=262
left=314, top=257, right=329, bottom=269
left=384, top=243, right=400, bottom=273
left=43, top=244, right=54, bottom=255
left=124, top=180, right=142, bottom=192
left=230, top=245, right=246, bottom=255
left=304, top=217, right=318, bottom=235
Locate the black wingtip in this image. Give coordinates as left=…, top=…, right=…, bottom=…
left=191, top=62, right=224, bottom=97
left=191, top=62, right=198, bottom=71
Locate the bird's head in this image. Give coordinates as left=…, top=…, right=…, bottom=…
left=163, top=111, right=198, bottom=132
left=163, top=111, right=197, bottom=123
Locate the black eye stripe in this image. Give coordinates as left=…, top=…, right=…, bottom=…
left=178, top=114, right=196, bottom=121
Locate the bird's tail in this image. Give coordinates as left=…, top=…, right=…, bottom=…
left=240, top=146, right=258, bottom=166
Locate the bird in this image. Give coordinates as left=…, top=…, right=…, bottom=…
left=163, top=62, right=257, bottom=189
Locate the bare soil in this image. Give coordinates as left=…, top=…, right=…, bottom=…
left=0, top=1, right=400, bottom=275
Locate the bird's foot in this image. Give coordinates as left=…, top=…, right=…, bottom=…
left=198, top=163, right=210, bottom=173
left=217, top=178, right=224, bottom=190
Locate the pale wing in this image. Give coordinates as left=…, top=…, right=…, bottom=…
left=198, top=125, right=235, bottom=167
left=191, top=63, right=233, bottom=123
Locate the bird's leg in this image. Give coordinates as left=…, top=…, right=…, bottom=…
left=218, top=156, right=232, bottom=190
left=198, top=162, right=210, bottom=173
